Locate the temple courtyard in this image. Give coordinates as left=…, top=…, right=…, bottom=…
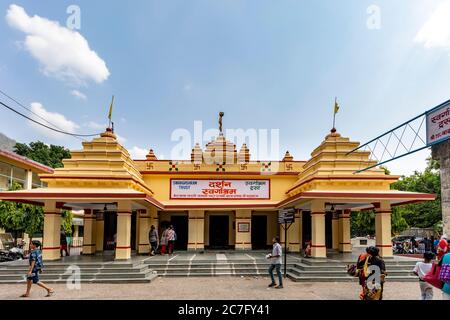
left=0, top=278, right=443, bottom=300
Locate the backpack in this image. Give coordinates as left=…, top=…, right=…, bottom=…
left=35, top=250, right=44, bottom=273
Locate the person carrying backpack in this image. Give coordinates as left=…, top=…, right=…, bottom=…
left=20, top=240, right=54, bottom=298
left=355, top=246, right=386, bottom=300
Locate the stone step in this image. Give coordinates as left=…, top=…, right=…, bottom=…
left=286, top=273, right=357, bottom=282
left=156, top=272, right=263, bottom=277
left=0, top=274, right=158, bottom=284
left=0, top=266, right=148, bottom=275
left=0, top=263, right=136, bottom=270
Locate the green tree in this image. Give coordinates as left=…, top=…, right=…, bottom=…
left=351, top=211, right=375, bottom=237
left=13, top=141, right=71, bottom=168
left=61, top=210, right=73, bottom=235
left=391, top=157, right=441, bottom=230
left=0, top=182, right=44, bottom=237
left=0, top=139, right=74, bottom=238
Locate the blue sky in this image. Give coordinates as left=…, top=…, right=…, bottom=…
left=1, top=0, right=450, bottom=175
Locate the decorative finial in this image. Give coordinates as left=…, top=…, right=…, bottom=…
left=332, top=97, right=340, bottom=132
left=108, top=95, right=115, bottom=129
left=219, top=112, right=224, bottom=133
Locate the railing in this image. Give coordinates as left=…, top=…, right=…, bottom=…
left=69, top=237, right=83, bottom=256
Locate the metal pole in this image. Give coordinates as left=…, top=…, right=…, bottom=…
left=284, top=221, right=287, bottom=278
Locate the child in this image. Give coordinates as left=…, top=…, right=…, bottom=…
left=412, top=251, right=435, bottom=300
left=20, top=240, right=54, bottom=298
left=304, top=241, right=312, bottom=258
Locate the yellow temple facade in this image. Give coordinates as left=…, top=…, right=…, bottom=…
left=0, top=127, right=436, bottom=260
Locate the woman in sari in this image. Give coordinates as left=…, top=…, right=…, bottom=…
left=356, top=246, right=386, bottom=300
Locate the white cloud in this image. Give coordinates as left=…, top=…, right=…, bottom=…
left=129, top=146, right=148, bottom=159
left=414, top=1, right=450, bottom=50
left=29, top=102, right=79, bottom=139
left=6, top=4, right=110, bottom=84
left=70, top=89, right=87, bottom=100
left=116, top=134, right=127, bottom=144
left=85, top=121, right=106, bottom=130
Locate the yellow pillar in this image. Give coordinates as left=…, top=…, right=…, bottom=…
left=138, top=209, right=150, bottom=254
left=332, top=211, right=339, bottom=250
left=148, top=206, right=159, bottom=231
left=188, top=210, right=205, bottom=250
left=95, top=211, right=104, bottom=252
left=338, top=210, right=352, bottom=252
left=116, top=200, right=132, bottom=260
left=375, top=201, right=393, bottom=258
left=310, top=200, right=326, bottom=258
left=286, top=209, right=301, bottom=252
left=42, top=200, right=61, bottom=261
left=82, top=209, right=96, bottom=255
left=235, top=209, right=252, bottom=250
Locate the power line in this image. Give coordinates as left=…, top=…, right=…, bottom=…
left=0, top=89, right=100, bottom=140
left=0, top=99, right=102, bottom=138
left=0, top=89, right=69, bottom=134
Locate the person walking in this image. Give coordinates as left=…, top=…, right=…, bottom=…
left=160, top=227, right=168, bottom=255
left=20, top=240, right=54, bottom=298
left=437, top=235, right=448, bottom=260
left=413, top=252, right=435, bottom=300
left=267, top=236, right=283, bottom=289
left=148, top=225, right=159, bottom=256
left=60, top=231, right=69, bottom=257
left=167, top=225, right=177, bottom=255
left=356, top=246, right=386, bottom=300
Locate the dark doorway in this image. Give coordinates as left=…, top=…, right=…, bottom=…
left=131, top=211, right=137, bottom=251
left=325, top=212, right=332, bottom=249
left=251, top=215, right=267, bottom=249
left=209, top=215, right=229, bottom=249
left=302, top=211, right=311, bottom=249
left=103, top=212, right=117, bottom=251
left=103, top=212, right=137, bottom=251
left=170, top=215, right=188, bottom=250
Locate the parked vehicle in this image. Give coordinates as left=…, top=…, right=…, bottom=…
left=0, top=234, right=24, bottom=262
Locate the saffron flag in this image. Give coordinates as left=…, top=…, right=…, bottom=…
left=108, top=95, right=115, bottom=121
left=334, top=98, right=340, bottom=114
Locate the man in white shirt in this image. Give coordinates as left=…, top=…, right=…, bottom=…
left=267, top=236, right=283, bottom=289
left=413, top=252, right=435, bottom=300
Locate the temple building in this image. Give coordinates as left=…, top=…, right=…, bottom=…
left=0, top=123, right=435, bottom=261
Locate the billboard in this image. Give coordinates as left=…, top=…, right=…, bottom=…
left=170, top=179, right=270, bottom=200
left=426, top=102, right=450, bottom=145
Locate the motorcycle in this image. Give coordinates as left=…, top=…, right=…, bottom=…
left=0, top=240, right=25, bottom=262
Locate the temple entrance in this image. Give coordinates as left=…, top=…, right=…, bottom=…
left=209, top=215, right=229, bottom=249
left=325, top=212, right=333, bottom=249
left=103, top=211, right=137, bottom=251
left=251, top=215, right=267, bottom=249
left=170, top=215, right=188, bottom=250
left=104, top=212, right=117, bottom=251
left=302, top=211, right=311, bottom=249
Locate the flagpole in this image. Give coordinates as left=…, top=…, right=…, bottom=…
left=332, top=97, right=337, bottom=130
left=108, top=95, right=114, bottom=129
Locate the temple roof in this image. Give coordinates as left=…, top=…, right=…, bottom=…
left=39, top=128, right=153, bottom=196
left=287, top=130, right=400, bottom=196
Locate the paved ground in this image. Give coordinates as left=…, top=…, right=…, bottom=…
left=0, top=277, right=445, bottom=300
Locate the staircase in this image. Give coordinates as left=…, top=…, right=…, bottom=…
left=286, top=258, right=418, bottom=282
left=144, top=257, right=418, bottom=282
left=144, top=259, right=295, bottom=277
left=0, top=261, right=157, bottom=284
left=0, top=255, right=419, bottom=284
